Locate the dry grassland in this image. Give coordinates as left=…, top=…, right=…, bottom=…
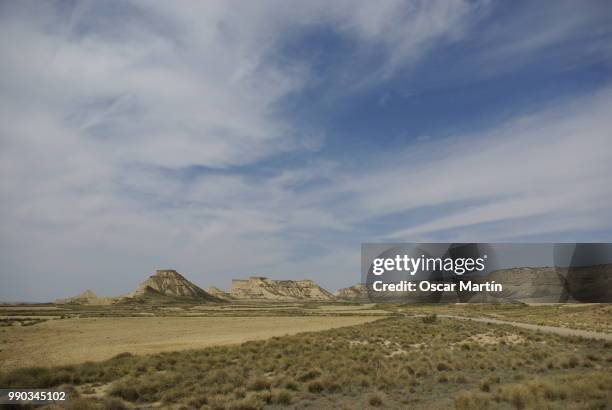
left=0, top=316, right=610, bottom=409
left=394, top=303, right=612, bottom=333
left=0, top=316, right=379, bottom=370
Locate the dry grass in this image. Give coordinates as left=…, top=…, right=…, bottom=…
left=455, top=371, right=612, bottom=409
left=1, top=316, right=610, bottom=409
left=400, top=303, right=612, bottom=333
left=0, top=315, right=378, bottom=370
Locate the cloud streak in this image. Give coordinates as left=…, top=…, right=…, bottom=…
left=1, top=1, right=611, bottom=301
left=344, top=88, right=612, bottom=239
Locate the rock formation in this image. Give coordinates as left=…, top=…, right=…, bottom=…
left=206, top=286, right=233, bottom=300
left=128, top=269, right=220, bottom=302
left=54, top=289, right=116, bottom=305
left=230, top=276, right=335, bottom=301
left=52, top=264, right=612, bottom=305
left=53, top=270, right=222, bottom=305
left=485, top=267, right=564, bottom=302
left=334, top=284, right=369, bottom=301
left=487, top=264, right=612, bottom=302
left=337, top=264, right=612, bottom=303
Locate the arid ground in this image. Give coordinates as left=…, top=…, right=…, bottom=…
left=0, top=303, right=611, bottom=409
left=0, top=315, right=380, bottom=370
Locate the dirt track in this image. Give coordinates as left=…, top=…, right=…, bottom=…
left=438, top=314, right=612, bottom=341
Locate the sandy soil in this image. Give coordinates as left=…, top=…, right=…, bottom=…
left=438, top=314, right=612, bottom=341
left=0, top=316, right=379, bottom=370
left=0, top=306, right=65, bottom=310
left=314, top=304, right=389, bottom=314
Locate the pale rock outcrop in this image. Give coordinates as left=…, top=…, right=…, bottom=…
left=487, top=264, right=612, bottom=302
left=334, top=284, right=369, bottom=301
left=54, top=289, right=116, bottom=305
left=230, top=276, right=335, bottom=301
left=129, top=269, right=219, bottom=302
left=206, top=286, right=233, bottom=300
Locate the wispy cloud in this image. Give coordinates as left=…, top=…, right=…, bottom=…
left=0, top=1, right=611, bottom=300
left=346, top=88, right=612, bottom=240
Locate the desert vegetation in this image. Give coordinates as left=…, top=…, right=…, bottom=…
left=1, top=315, right=610, bottom=409
left=392, top=302, right=612, bottom=333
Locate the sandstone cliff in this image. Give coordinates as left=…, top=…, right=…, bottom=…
left=230, top=276, right=335, bottom=301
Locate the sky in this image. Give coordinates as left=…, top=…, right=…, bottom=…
left=1, top=0, right=612, bottom=301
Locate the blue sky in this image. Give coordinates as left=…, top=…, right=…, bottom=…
left=1, top=0, right=612, bottom=301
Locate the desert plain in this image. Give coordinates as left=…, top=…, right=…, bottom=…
left=0, top=305, right=382, bottom=370
left=1, top=301, right=611, bottom=409
left=1, top=270, right=611, bottom=409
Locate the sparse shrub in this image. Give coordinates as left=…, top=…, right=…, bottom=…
left=208, top=394, right=229, bottom=410
left=228, top=396, right=261, bottom=410
left=283, top=378, right=299, bottom=391
left=60, top=397, right=101, bottom=409
left=273, top=389, right=292, bottom=405
left=307, top=380, right=324, bottom=393
left=81, top=386, right=96, bottom=394
left=479, top=375, right=500, bottom=392
left=422, top=314, right=437, bottom=324
left=454, top=391, right=491, bottom=409
left=454, top=374, right=467, bottom=384
left=298, top=368, right=321, bottom=382
left=109, top=382, right=139, bottom=402
left=368, top=392, right=384, bottom=407
left=321, top=376, right=342, bottom=392
left=257, top=390, right=273, bottom=404
left=161, top=389, right=183, bottom=403
left=208, top=369, right=230, bottom=384
left=112, top=352, right=134, bottom=360
left=247, top=376, right=271, bottom=391
left=186, top=394, right=208, bottom=408
left=436, top=362, right=450, bottom=371
left=357, top=375, right=370, bottom=387
left=505, top=385, right=529, bottom=409
left=102, top=398, right=128, bottom=410
left=0, top=367, right=63, bottom=388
